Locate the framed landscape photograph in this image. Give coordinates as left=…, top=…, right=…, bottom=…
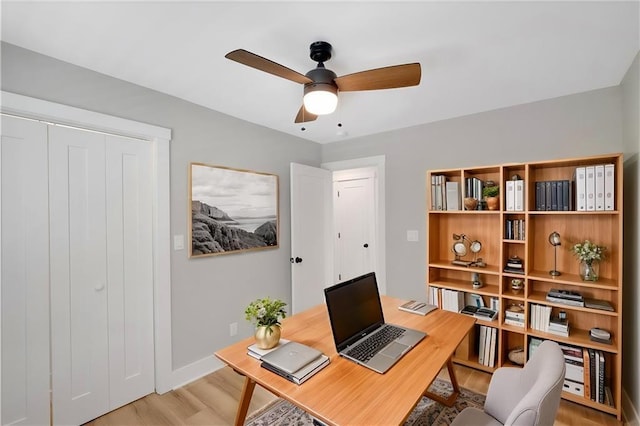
left=189, top=163, right=279, bottom=257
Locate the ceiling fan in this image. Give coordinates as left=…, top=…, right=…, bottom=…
left=225, top=41, right=421, bottom=123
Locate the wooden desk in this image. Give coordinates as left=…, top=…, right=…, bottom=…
left=215, top=296, right=476, bottom=425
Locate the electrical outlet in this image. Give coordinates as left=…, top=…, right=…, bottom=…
left=229, top=322, right=238, bottom=336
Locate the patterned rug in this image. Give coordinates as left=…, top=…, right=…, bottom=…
left=245, top=378, right=485, bottom=425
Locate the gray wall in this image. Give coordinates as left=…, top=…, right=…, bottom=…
left=0, top=42, right=321, bottom=369
left=622, top=51, right=640, bottom=421
left=322, top=88, right=625, bottom=301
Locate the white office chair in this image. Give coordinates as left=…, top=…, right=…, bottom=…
left=451, top=340, right=566, bottom=426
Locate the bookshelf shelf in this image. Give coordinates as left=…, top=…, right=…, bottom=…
left=427, top=153, right=623, bottom=420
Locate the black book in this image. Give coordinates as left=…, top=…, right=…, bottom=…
left=588, top=348, right=596, bottom=401
left=551, top=181, right=558, bottom=210
left=562, top=180, right=570, bottom=211
left=598, top=350, right=605, bottom=404
left=545, top=181, right=552, bottom=211
left=536, top=182, right=544, bottom=211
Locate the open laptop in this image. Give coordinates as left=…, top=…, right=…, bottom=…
left=324, top=272, right=426, bottom=374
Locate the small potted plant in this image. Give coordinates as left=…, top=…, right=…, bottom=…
left=245, top=297, right=287, bottom=349
left=570, top=239, right=605, bottom=281
left=482, top=183, right=500, bottom=210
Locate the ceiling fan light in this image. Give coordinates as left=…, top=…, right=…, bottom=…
left=303, top=83, right=338, bottom=115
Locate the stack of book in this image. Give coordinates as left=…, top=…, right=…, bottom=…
left=575, top=164, right=615, bottom=212
left=503, top=256, right=524, bottom=274
left=441, top=289, right=465, bottom=313
left=504, top=218, right=525, bottom=240
left=505, top=178, right=525, bottom=211
left=431, top=175, right=461, bottom=211
left=478, top=325, right=498, bottom=368
left=504, top=305, right=525, bottom=328
left=549, top=315, right=570, bottom=337
left=530, top=304, right=552, bottom=332
left=535, top=180, right=573, bottom=211
left=546, top=289, right=585, bottom=307
left=585, top=348, right=612, bottom=405
left=259, top=341, right=330, bottom=385
left=560, top=343, right=585, bottom=397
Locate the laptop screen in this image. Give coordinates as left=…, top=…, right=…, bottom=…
left=324, top=272, right=385, bottom=352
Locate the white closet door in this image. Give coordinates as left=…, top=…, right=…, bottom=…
left=105, top=136, right=154, bottom=409
left=49, top=126, right=110, bottom=425
left=1, top=116, right=50, bottom=425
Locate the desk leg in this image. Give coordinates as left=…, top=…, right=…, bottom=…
left=423, top=357, right=460, bottom=407
left=235, top=376, right=257, bottom=426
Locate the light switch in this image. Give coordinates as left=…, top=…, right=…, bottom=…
left=407, top=230, right=419, bottom=242
left=174, top=235, right=185, bottom=250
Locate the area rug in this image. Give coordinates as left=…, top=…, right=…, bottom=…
left=245, top=378, right=485, bottom=426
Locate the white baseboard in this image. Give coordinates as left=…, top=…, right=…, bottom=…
left=623, top=388, right=640, bottom=426
left=169, top=354, right=225, bottom=391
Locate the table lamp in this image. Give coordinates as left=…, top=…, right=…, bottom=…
left=548, top=231, right=561, bottom=276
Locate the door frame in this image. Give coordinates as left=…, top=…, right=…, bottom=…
left=321, top=155, right=386, bottom=294
left=0, top=91, right=174, bottom=395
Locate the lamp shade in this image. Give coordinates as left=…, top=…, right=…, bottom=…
left=303, top=83, right=338, bottom=115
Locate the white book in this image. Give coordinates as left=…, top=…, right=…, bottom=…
left=604, top=164, right=615, bottom=211
left=543, top=306, right=552, bottom=332
left=440, top=176, right=447, bottom=210
left=585, top=166, right=596, bottom=211
left=478, top=326, right=486, bottom=365
left=445, top=181, right=461, bottom=211
left=595, top=165, right=605, bottom=211
left=506, top=180, right=515, bottom=211
left=575, top=167, right=586, bottom=211
left=434, top=176, right=443, bottom=210
left=430, top=176, right=436, bottom=210
left=483, top=326, right=492, bottom=366
left=515, top=180, right=524, bottom=211
left=248, top=338, right=291, bottom=360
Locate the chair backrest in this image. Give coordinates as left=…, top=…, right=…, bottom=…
left=487, top=340, right=566, bottom=425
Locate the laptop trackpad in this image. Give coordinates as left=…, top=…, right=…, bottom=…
left=381, top=341, right=409, bottom=358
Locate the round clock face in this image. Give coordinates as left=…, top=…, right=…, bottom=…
left=470, top=240, right=482, bottom=253
left=453, top=241, right=467, bottom=256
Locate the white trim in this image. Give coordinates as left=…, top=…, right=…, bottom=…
left=623, top=388, right=640, bottom=426
left=0, top=91, right=174, bottom=394
left=170, top=356, right=224, bottom=390
left=321, top=156, right=387, bottom=294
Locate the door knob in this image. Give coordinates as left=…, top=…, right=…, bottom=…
left=295, top=257, right=303, bottom=263
left=95, top=282, right=105, bottom=292
left=363, top=243, right=369, bottom=248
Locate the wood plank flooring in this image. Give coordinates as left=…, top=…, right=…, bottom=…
left=85, top=364, right=622, bottom=425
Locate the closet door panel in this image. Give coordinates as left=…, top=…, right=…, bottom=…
left=49, top=126, right=109, bottom=425
left=1, top=116, right=50, bottom=425
left=105, top=136, right=154, bottom=409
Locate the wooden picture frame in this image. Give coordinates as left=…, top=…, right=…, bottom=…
left=189, top=162, right=279, bottom=257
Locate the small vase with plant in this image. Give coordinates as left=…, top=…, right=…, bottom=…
left=245, top=297, right=287, bottom=349
left=483, top=183, right=500, bottom=210
left=570, top=239, right=605, bottom=281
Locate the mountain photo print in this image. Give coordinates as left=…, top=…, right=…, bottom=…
left=189, top=163, right=279, bottom=257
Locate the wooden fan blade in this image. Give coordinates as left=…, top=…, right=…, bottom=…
left=294, top=105, right=318, bottom=123
left=225, top=49, right=312, bottom=85
left=334, top=63, right=421, bottom=92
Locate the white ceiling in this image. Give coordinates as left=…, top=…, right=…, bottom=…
left=2, top=1, right=639, bottom=144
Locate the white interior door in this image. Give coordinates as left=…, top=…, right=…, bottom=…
left=334, top=175, right=376, bottom=282
left=49, top=125, right=110, bottom=425
left=49, top=127, right=155, bottom=424
left=290, top=163, right=332, bottom=314
left=105, top=136, right=154, bottom=409
left=1, top=116, right=51, bottom=425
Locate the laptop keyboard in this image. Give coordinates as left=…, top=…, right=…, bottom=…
left=345, top=325, right=405, bottom=362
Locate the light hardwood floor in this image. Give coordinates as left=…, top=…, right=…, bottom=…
left=86, top=364, right=622, bottom=425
